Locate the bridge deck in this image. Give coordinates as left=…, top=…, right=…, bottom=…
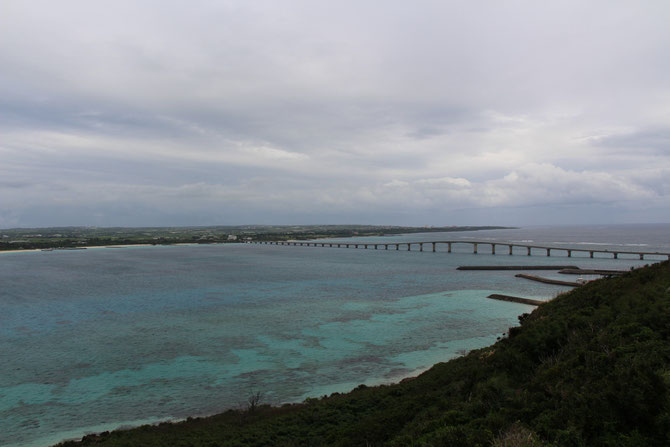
left=251, top=240, right=670, bottom=260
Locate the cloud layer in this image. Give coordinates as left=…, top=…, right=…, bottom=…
left=2, top=0, right=670, bottom=227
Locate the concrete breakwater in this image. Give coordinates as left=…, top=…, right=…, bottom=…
left=558, top=268, right=627, bottom=276
left=487, top=294, right=545, bottom=306
left=515, top=273, right=581, bottom=287
left=458, top=265, right=579, bottom=271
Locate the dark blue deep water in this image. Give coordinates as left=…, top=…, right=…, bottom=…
left=1, top=224, right=668, bottom=446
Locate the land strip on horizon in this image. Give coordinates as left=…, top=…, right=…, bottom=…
left=0, top=225, right=513, bottom=252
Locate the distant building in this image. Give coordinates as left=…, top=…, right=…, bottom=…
left=227, top=235, right=238, bottom=241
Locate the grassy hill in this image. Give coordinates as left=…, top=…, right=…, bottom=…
left=58, top=262, right=670, bottom=446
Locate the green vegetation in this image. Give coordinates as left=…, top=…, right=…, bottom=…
left=56, top=261, right=670, bottom=446
left=0, top=225, right=511, bottom=251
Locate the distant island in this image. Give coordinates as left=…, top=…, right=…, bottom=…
left=0, top=225, right=513, bottom=252
left=54, top=260, right=670, bottom=446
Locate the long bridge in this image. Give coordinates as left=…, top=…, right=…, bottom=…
left=250, top=240, right=670, bottom=261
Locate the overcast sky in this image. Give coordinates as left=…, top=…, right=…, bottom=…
left=2, top=1, right=669, bottom=228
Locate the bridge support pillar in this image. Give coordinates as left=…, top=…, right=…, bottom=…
left=355, top=244, right=359, bottom=249
left=590, top=251, right=594, bottom=258
left=385, top=244, right=388, bottom=250
left=420, top=243, right=423, bottom=252
left=527, top=247, right=531, bottom=256
left=407, top=243, right=411, bottom=251
left=432, top=242, right=436, bottom=252
left=509, top=245, right=513, bottom=255
left=473, top=243, right=478, bottom=254
left=448, top=243, right=452, bottom=253
left=547, top=248, right=551, bottom=257
left=639, top=254, right=643, bottom=260
left=396, top=244, right=399, bottom=250
left=491, top=244, right=496, bottom=255
left=567, top=250, right=572, bottom=257
left=374, top=244, right=377, bottom=250
left=614, top=253, right=618, bottom=259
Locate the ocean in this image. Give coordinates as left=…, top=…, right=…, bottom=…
left=1, top=224, right=668, bottom=446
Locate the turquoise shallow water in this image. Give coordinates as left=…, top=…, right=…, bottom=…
left=1, top=225, right=668, bottom=446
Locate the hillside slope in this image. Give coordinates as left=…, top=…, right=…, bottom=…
left=58, top=262, right=670, bottom=446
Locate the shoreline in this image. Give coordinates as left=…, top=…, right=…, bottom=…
left=41, top=321, right=512, bottom=447
left=0, top=243, right=216, bottom=255
left=44, top=352, right=465, bottom=447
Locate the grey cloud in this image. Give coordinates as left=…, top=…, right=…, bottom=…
left=1, top=0, right=670, bottom=227
left=593, top=128, right=670, bottom=153
left=0, top=181, right=32, bottom=189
